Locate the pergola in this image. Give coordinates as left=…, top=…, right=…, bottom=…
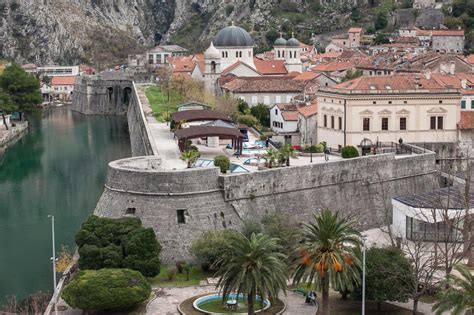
left=174, top=126, right=245, bottom=152
left=170, top=109, right=233, bottom=129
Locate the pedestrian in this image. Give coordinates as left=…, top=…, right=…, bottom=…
left=324, top=148, right=329, bottom=161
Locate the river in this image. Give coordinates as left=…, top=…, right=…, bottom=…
left=0, top=107, right=131, bottom=303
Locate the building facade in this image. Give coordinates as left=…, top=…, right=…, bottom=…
left=316, top=74, right=461, bottom=150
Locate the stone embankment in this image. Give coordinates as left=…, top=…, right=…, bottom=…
left=0, top=122, right=28, bottom=149
left=73, top=77, right=441, bottom=262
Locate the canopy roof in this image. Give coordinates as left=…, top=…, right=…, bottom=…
left=174, top=126, right=244, bottom=140
left=171, top=109, right=233, bottom=125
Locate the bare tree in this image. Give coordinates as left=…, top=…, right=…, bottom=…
left=402, top=239, right=439, bottom=315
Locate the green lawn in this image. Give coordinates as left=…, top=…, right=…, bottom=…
left=145, top=86, right=183, bottom=122
left=148, top=265, right=212, bottom=287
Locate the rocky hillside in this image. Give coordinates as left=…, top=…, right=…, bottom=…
left=0, top=0, right=450, bottom=67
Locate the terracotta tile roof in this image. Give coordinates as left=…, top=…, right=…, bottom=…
left=333, top=74, right=447, bottom=91
left=277, top=103, right=298, bottom=111
left=293, top=71, right=319, bottom=81
left=416, top=29, right=432, bottom=36
left=312, top=60, right=354, bottom=72
left=458, top=111, right=474, bottom=130
left=51, top=76, right=76, bottom=85
left=168, top=55, right=195, bottom=73
left=253, top=58, right=288, bottom=75
left=432, top=29, right=465, bottom=37
left=318, top=51, right=343, bottom=59
left=348, top=27, right=363, bottom=33
left=466, top=55, right=474, bottom=65
left=281, top=111, right=299, bottom=121
left=297, top=103, right=317, bottom=117
left=221, top=77, right=308, bottom=93
left=431, top=73, right=474, bottom=89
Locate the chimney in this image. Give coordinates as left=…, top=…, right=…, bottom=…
left=461, top=79, right=467, bottom=89
left=424, top=70, right=431, bottom=80
left=449, top=61, right=455, bottom=75
left=414, top=75, right=420, bottom=89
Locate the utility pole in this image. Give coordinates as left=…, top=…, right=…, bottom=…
left=362, top=237, right=366, bottom=315
left=48, top=215, right=58, bottom=315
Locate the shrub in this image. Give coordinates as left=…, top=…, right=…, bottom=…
left=62, top=269, right=151, bottom=311
left=76, top=216, right=161, bottom=277
left=341, top=146, right=359, bottom=159
left=176, top=261, right=185, bottom=273
left=190, top=230, right=239, bottom=271
left=235, top=113, right=258, bottom=127
left=241, top=221, right=263, bottom=238
left=214, top=155, right=230, bottom=173
left=304, top=144, right=324, bottom=153
left=260, top=134, right=268, bottom=141
left=167, top=267, right=177, bottom=281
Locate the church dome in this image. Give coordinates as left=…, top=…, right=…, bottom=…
left=286, top=37, right=300, bottom=47
left=214, top=25, right=254, bottom=47
left=204, top=42, right=220, bottom=59
left=274, top=36, right=287, bottom=46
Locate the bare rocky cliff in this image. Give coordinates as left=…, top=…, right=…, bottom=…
left=1, top=0, right=429, bottom=66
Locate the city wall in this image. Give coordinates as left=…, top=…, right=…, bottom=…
left=95, top=153, right=438, bottom=262
left=75, top=77, right=440, bottom=262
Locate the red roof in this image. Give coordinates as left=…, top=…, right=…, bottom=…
left=432, top=29, right=465, bottom=37
left=168, top=56, right=195, bottom=73
left=458, top=111, right=474, bottom=130
left=293, top=71, right=319, bottom=81
left=298, top=104, right=317, bottom=117
left=51, top=76, right=76, bottom=86
left=312, top=60, right=354, bottom=72
left=348, top=27, right=363, bottom=33
left=253, top=59, right=288, bottom=75
left=281, top=111, right=299, bottom=121
left=466, top=54, right=474, bottom=65
left=333, top=74, right=446, bottom=91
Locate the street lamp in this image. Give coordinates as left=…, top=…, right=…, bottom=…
left=362, top=236, right=366, bottom=315
left=310, top=138, right=313, bottom=163
left=48, top=215, right=58, bottom=315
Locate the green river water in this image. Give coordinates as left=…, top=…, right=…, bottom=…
left=0, top=107, right=131, bottom=303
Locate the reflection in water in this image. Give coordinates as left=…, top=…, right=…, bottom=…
left=0, top=107, right=130, bottom=303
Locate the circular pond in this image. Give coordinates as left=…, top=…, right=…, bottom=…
left=193, top=293, right=271, bottom=314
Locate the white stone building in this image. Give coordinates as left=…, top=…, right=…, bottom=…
left=147, top=45, right=189, bottom=66
left=316, top=74, right=461, bottom=150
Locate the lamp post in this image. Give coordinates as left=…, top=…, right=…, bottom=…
left=48, top=215, right=58, bottom=315
left=362, top=236, right=366, bottom=315
left=310, top=138, right=313, bottom=163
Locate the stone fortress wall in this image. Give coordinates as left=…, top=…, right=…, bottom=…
left=73, top=77, right=441, bottom=262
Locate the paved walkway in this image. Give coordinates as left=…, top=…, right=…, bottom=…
left=137, top=87, right=186, bottom=170
left=146, top=285, right=215, bottom=315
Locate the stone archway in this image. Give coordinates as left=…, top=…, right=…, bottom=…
left=123, top=87, right=132, bottom=106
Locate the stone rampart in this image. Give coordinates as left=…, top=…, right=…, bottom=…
left=71, top=76, right=133, bottom=115
left=95, top=152, right=439, bottom=262
left=127, top=83, right=157, bottom=157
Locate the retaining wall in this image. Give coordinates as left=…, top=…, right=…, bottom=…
left=95, top=152, right=439, bottom=262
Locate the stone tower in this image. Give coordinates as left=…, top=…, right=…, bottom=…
left=285, top=33, right=303, bottom=73
left=204, top=42, right=221, bottom=94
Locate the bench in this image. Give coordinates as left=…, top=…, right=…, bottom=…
left=292, top=288, right=307, bottom=296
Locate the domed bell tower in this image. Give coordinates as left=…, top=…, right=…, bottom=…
left=204, top=42, right=221, bottom=94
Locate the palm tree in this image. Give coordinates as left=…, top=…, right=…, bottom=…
left=292, top=210, right=362, bottom=315
left=432, top=263, right=474, bottom=315
left=279, top=144, right=296, bottom=166
left=214, top=232, right=287, bottom=315
left=180, top=150, right=199, bottom=168
left=264, top=149, right=278, bottom=168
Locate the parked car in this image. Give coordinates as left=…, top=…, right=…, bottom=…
left=243, top=157, right=267, bottom=166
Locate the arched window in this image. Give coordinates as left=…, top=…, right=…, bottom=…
left=222, top=51, right=225, bottom=58
left=236, top=51, right=239, bottom=58
left=282, top=51, right=285, bottom=57
left=277, top=51, right=280, bottom=58
left=289, top=51, right=292, bottom=58
left=239, top=51, right=242, bottom=57
left=210, top=61, right=216, bottom=74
